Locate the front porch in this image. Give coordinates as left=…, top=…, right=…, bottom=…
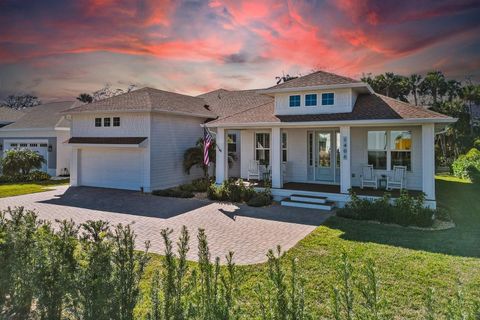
left=214, top=124, right=437, bottom=208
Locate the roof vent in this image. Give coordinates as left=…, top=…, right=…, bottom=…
left=204, top=104, right=211, bottom=111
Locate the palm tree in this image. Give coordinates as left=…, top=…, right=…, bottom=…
left=420, top=71, right=447, bottom=105
left=76, top=93, right=93, bottom=103
left=183, top=138, right=237, bottom=178
left=446, top=79, right=462, bottom=101
left=404, top=74, right=422, bottom=106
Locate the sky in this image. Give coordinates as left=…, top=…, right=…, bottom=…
left=0, top=0, right=479, bottom=101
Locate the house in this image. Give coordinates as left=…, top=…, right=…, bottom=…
left=204, top=71, right=456, bottom=209
left=0, top=101, right=75, bottom=176
left=63, top=88, right=215, bottom=191
left=61, top=71, right=455, bottom=209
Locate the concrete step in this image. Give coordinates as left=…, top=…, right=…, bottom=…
left=290, top=194, right=327, bottom=204
left=281, top=199, right=335, bottom=211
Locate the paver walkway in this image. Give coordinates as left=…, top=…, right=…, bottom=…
left=0, top=186, right=332, bottom=265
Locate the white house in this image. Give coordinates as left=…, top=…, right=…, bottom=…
left=60, top=71, right=455, bottom=209
left=0, top=101, right=74, bottom=176
left=63, top=88, right=214, bottom=191
left=204, top=71, right=456, bottom=209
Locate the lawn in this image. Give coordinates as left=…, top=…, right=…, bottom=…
left=0, top=179, right=70, bottom=198
left=137, top=175, right=480, bottom=318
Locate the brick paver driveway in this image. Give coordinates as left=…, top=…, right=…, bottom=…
left=0, top=186, right=332, bottom=265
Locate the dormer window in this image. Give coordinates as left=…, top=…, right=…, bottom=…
left=322, top=93, right=334, bottom=105
left=289, top=95, right=301, bottom=107
left=305, top=94, right=317, bottom=106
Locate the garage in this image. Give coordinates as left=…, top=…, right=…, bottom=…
left=78, top=148, right=144, bottom=190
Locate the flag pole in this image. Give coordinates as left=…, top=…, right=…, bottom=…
left=202, top=124, right=222, bottom=152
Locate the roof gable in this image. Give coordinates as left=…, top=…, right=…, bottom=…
left=265, top=71, right=361, bottom=91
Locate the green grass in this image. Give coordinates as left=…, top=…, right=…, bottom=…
left=137, top=175, right=480, bottom=318
left=0, top=179, right=69, bottom=198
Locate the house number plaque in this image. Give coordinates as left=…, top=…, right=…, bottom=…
left=342, top=136, right=348, bottom=160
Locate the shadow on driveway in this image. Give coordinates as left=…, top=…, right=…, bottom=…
left=40, top=186, right=212, bottom=219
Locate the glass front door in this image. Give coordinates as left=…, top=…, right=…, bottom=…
left=307, top=130, right=340, bottom=183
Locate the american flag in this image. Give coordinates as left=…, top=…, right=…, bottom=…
left=203, top=127, right=213, bottom=166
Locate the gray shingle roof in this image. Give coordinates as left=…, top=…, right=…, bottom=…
left=266, top=71, right=361, bottom=90
left=0, top=101, right=75, bottom=130
left=65, top=87, right=215, bottom=118
left=0, top=107, right=26, bottom=124
left=207, top=93, right=453, bottom=126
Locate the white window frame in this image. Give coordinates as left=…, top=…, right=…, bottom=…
left=282, top=132, right=287, bottom=162
left=113, top=117, right=120, bottom=127
left=321, top=92, right=335, bottom=105
left=367, top=130, right=412, bottom=172
left=95, top=118, right=102, bottom=127
left=289, top=95, right=301, bottom=107
left=305, top=93, right=317, bottom=107
left=254, top=132, right=271, bottom=165
left=227, top=133, right=237, bottom=153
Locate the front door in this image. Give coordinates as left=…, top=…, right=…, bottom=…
left=307, top=131, right=340, bottom=183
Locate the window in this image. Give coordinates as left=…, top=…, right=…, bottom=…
left=367, top=131, right=387, bottom=170
left=103, top=117, right=111, bottom=127
left=20, top=143, right=28, bottom=147
left=318, top=132, right=331, bottom=167
left=282, top=132, right=287, bottom=162
left=305, top=94, right=317, bottom=106
left=321, top=93, right=334, bottom=105
left=95, top=118, right=102, bottom=127
left=227, top=133, right=237, bottom=153
left=10, top=143, right=17, bottom=147
left=255, top=133, right=270, bottom=165
left=367, top=130, right=412, bottom=171
left=113, top=117, right=120, bottom=127
left=289, top=95, right=301, bottom=107
left=390, top=131, right=412, bottom=170
left=308, top=133, right=313, bottom=166
left=29, top=143, right=38, bottom=147
left=40, top=143, right=48, bottom=147
left=336, top=132, right=340, bottom=168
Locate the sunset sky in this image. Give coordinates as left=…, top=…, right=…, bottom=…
left=1, top=0, right=479, bottom=101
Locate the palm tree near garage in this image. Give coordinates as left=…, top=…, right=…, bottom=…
left=183, top=138, right=237, bottom=178
left=76, top=93, right=93, bottom=103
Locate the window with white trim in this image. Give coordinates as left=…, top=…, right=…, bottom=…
left=103, top=117, right=111, bottom=127
left=95, top=118, right=102, bottom=127
left=255, top=133, right=270, bottom=165
left=305, top=94, right=317, bottom=106
left=282, top=132, right=287, bottom=162
left=321, top=92, right=334, bottom=105
left=289, top=95, right=301, bottom=107
left=367, top=130, right=412, bottom=171
left=113, top=117, right=120, bottom=127
left=227, top=133, right=237, bottom=153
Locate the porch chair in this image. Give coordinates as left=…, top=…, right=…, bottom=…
left=387, top=165, right=407, bottom=191
left=281, top=162, right=288, bottom=183
left=360, top=164, right=378, bottom=189
left=247, top=160, right=260, bottom=181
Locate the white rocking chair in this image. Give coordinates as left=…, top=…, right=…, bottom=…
left=247, top=160, right=260, bottom=181
left=361, top=165, right=378, bottom=189
left=387, top=165, right=407, bottom=191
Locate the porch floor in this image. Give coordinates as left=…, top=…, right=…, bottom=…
left=255, top=181, right=423, bottom=198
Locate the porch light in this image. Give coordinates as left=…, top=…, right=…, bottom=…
left=48, top=145, right=53, bottom=152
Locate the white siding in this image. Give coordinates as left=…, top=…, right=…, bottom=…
left=350, top=126, right=423, bottom=190
left=71, top=112, right=150, bottom=137
left=56, top=130, right=71, bottom=176
left=282, top=128, right=308, bottom=182
left=274, top=88, right=353, bottom=115
left=240, top=130, right=254, bottom=179
left=149, top=113, right=205, bottom=190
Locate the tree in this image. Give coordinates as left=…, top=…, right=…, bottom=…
left=1, top=149, right=46, bottom=176
left=361, top=72, right=408, bottom=101
left=420, top=71, right=447, bottom=105
left=76, top=93, right=93, bottom=103
left=91, top=84, right=138, bottom=102
left=1, top=94, right=41, bottom=110
left=183, top=138, right=236, bottom=178
left=403, top=74, right=422, bottom=106
left=275, top=73, right=298, bottom=85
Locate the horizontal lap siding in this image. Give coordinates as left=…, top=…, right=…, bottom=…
left=150, top=114, right=205, bottom=190
left=71, top=113, right=150, bottom=137
left=275, top=88, right=353, bottom=115
left=350, top=126, right=423, bottom=190
left=283, top=128, right=308, bottom=182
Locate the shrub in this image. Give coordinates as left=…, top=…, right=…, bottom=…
left=452, top=148, right=480, bottom=181
left=191, top=177, right=211, bottom=192
left=474, top=138, right=480, bottom=150
left=152, top=188, right=194, bottom=198
left=0, top=170, right=51, bottom=183
left=246, top=189, right=272, bottom=207
left=337, top=190, right=436, bottom=228
left=1, top=149, right=46, bottom=176
left=207, top=179, right=270, bottom=206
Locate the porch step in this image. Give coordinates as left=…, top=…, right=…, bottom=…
left=281, top=198, right=335, bottom=211
left=290, top=194, right=327, bottom=204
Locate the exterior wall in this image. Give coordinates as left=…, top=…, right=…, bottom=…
left=282, top=128, right=308, bottom=182
left=149, top=113, right=205, bottom=190
left=350, top=126, right=423, bottom=190
left=274, top=88, right=353, bottom=115
left=71, top=112, right=150, bottom=137
left=55, top=129, right=71, bottom=176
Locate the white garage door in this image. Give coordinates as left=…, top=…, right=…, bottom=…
left=79, top=148, right=144, bottom=190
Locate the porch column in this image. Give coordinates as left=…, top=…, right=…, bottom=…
left=422, top=124, right=435, bottom=200
left=339, top=126, right=351, bottom=194
left=271, top=127, right=282, bottom=188
left=215, top=127, right=228, bottom=184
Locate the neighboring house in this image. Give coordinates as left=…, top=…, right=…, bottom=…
left=205, top=71, right=456, bottom=208
left=0, top=107, right=25, bottom=128
left=63, top=88, right=215, bottom=191
left=60, top=70, right=455, bottom=209
left=0, top=101, right=75, bottom=176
